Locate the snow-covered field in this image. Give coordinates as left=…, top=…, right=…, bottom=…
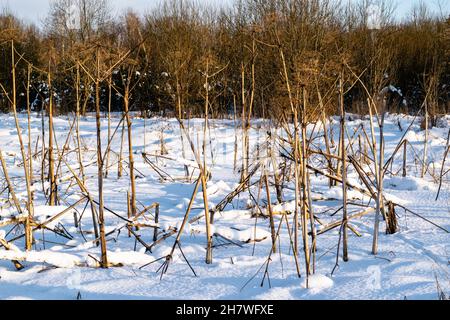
left=0, top=112, right=449, bottom=300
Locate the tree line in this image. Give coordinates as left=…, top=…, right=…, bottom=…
left=0, top=0, right=448, bottom=121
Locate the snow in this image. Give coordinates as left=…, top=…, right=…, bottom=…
left=301, top=274, right=334, bottom=294
left=0, top=250, right=82, bottom=268
left=33, top=205, right=71, bottom=226
left=322, top=186, right=363, bottom=201
left=0, top=112, right=449, bottom=300
left=383, top=176, right=438, bottom=193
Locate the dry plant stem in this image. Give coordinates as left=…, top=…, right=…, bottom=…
left=264, top=172, right=276, bottom=253
left=127, top=191, right=131, bottom=237
left=304, top=163, right=374, bottom=199
left=0, top=238, right=24, bottom=270
left=153, top=203, right=160, bottom=242
left=422, top=102, right=428, bottom=178
left=8, top=197, right=87, bottom=243
left=143, top=114, right=146, bottom=154
left=372, top=108, right=385, bottom=255
left=166, top=176, right=202, bottom=267
left=403, top=140, right=408, bottom=177
left=436, top=129, right=450, bottom=201
left=319, top=103, right=334, bottom=187
left=260, top=213, right=285, bottom=288
left=0, top=149, right=22, bottom=214
left=240, top=63, right=248, bottom=185
left=177, top=119, right=213, bottom=264
left=124, top=86, right=137, bottom=217
left=203, top=58, right=210, bottom=176
left=300, top=124, right=310, bottom=275
left=339, top=73, right=349, bottom=262
left=382, top=138, right=409, bottom=175
left=277, top=43, right=303, bottom=263
left=118, top=117, right=125, bottom=178
left=395, top=203, right=449, bottom=233
left=101, top=112, right=128, bottom=168
left=47, top=70, right=57, bottom=207
left=306, top=170, right=317, bottom=273
left=95, top=49, right=108, bottom=268
left=367, top=102, right=380, bottom=253
left=348, top=156, right=377, bottom=198
left=268, top=131, right=283, bottom=203
left=40, top=101, right=46, bottom=197
left=200, top=58, right=214, bottom=263
left=317, top=207, right=376, bottom=235
left=378, top=112, right=386, bottom=233
left=105, top=76, right=112, bottom=178
left=54, top=116, right=76, bottom=175
left=176, top=76, right=189, bottom=179
left=26, top=64, right=33, bottom=200
left=141, top=178, right=202, bottom=273
left=201, top=171, right=213, bottom=264
left=281, top=212, right=301, bottom=278
left=300, top=89, right=311, bottom=276
left=10, top=41, right=33, bottom=250
left=56, top=122, right=100, bottom=240
left=292, top=123, right=301, bottom=256
left=233, top=94, right=238, bottom=173
left=75, top=63, right=85, bottom=183
left=0, top=216, right=27, bottom=228
left=240, top=37, right=256, bottom=189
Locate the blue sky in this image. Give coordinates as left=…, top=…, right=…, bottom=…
left=0, top=0, right=447, bottom=26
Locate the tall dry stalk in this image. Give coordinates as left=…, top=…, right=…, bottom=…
left=421, top=102, right=428, bottom=178
left=177, top=116, right=213, bottom=264
left=9, top=41, right=34, bottom=250
left=201, top=56, right=213, bottom=263
left=0, top=149, right=22, bottom=214
left=94, top=48, right=108, bottom=267
left=436, top=129, right=450, bottom=200
left=264, top=171, right=277, bottom=253
left=240, top=63, right=249, bottom=186
left=105, top=75, right=112, bottom=178
left=123, top=77, right=137, bottom=217
left=370, top=101, right=386, bottom=255
left=300, top=88, right=311, bottom=275
left=175, top=74, right=189, bottom=179
left=75, top=63, right=85, bottom=183
left=118, top=119, right=125, bottom=178
left=47, top=68, right=57, bottom=206
left=338, top=72, right=349, bottom=262
left=26, top=64, right=33, bottom=201
left=277, top=40, right=311, bottom=283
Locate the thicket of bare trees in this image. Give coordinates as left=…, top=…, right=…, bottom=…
left=0, top=0, right=448, bottom=119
